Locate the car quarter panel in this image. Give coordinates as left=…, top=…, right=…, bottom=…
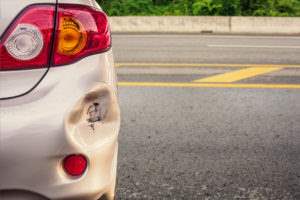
left=0, top=50, right=120, bottom=199
left=57, top=0, right=101, bottom=9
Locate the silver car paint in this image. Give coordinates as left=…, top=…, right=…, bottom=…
left=0, top=51, right=120, bottom=200
left=0, top=0, right=120, bottom=199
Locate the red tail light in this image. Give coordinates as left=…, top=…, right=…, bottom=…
left=0, top=4, right=111, bottom=70
left=0, top=5, right=55, bottom=71
left=53, top=4, right=111, bottom=66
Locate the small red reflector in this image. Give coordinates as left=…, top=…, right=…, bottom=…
left=63, top=154, right=87, bottom=177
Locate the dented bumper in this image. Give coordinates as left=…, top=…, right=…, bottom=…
left=0, top=52, right=120, bottom=200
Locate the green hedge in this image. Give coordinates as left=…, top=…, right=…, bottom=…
left=97, top=0, right=300, bottom=16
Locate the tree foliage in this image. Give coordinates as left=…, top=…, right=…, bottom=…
left=98, top=0, right=300, bottom=16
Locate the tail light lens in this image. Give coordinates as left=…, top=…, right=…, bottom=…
left=0, top=4, right=111, bottom=70
left=53, top=4, right=111, bottom=66
left=0, top=5, right=55, bottom=70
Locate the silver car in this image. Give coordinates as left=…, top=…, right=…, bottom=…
left=0, top=0, right=120, bottom=199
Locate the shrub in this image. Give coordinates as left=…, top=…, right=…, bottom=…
left=98, top=0, right=300, bottom=16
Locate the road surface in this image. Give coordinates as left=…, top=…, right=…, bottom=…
left=113, top=34, right=300, bottom=64
left=113, top=34, right=300, bottom=200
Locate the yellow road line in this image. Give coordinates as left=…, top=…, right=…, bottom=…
left=208, top=44, right=300, bottom=49
left=194, top=67, right=282, bottom=83
left=118, top=82, right=300, bottom=89
left=115, top=63, right=300, bottom=68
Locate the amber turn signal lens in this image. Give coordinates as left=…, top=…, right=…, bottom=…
left=53, top=4, right=111, bottom=66
left=57, top=17, right=87, bottom=55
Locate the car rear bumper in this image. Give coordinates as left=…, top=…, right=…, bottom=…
left=0, top=52, right=120, bottom=200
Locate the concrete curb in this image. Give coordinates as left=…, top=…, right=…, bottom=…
left=109, top=16, right=300, bottom=35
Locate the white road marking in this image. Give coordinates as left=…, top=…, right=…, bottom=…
left=113, top=34, right=300, bottom=40
left=208, top=44, right=300, bottom=49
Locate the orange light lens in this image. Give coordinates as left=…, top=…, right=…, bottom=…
left=57, top=17, right=87, bottom=55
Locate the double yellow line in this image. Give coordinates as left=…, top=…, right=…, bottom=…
left=117, top=63, right=300, bottom=89
left=116, top=63, right=300, bottom=68
left=118, top=82, right=300, bottom=89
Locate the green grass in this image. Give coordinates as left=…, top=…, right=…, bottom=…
left=97, top=0, right=300, bottom=16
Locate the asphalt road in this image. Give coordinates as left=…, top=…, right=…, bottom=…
left=113, top=34, right=300, bottom=200
left=112, top=34, right=300, bottom=64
